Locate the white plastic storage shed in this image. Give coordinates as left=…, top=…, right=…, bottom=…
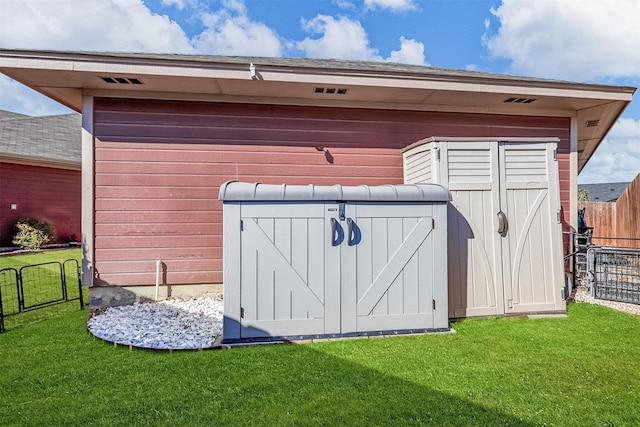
left=403, top=137, right=566, bottom=318
left=219, top=181, right=451, bottom=343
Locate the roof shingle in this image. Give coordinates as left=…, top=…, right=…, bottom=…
left=0, top=111, right=80, bottom=166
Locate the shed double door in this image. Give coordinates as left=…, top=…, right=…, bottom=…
left=440, top=140, right=565, bottom=317
left=235, top=202, right=445, bottom=339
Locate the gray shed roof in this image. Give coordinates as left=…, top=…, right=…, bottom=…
left=219, top=181, right=451, bottom=202
left=0, top=112, right=81, bottom=168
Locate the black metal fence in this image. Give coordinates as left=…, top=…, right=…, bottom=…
left=0, top=259, right=83, bottom=333
left=588, top=247, right=640, bottom=305
left=564, top=230, right=593, bottom=289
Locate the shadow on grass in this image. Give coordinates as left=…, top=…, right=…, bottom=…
left=188, top=343, right=536, bottom=427
left=0, top=312, right=536, bottom=427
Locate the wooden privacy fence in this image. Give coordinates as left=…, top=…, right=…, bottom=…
left=579, top=174, right=640, bottom=248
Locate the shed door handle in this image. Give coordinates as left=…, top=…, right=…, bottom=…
left=330, top=218, right=343, bottom=246
left=497, top=211, right=508, bottom=237
left=347, top=218, right=355, bottom=246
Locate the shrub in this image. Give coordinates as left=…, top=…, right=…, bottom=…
left=12, top=218, right=56, bottom=249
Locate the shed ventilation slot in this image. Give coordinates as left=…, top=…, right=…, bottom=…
left=585, top=119, right=600, bottom=128
left=101, top=77, right=144, bottom=85
left=503, top=97, right=536, bottom=104
left=314, top=87, right=348, bottom=95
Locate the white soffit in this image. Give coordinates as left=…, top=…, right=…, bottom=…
left=0, top=49, right=635, bottom=170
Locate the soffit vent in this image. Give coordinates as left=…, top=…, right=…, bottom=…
left=503, top=97, right=537, bottom=104
left=314, top=87, right=348, bottom=95
left=101, top=77, right=144, bottom=85
left=585, top=119, right=600, bottom=128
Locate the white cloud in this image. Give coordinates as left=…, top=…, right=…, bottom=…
left=485, top=0, right=640, bottom=81
left=296, top=15, right=382, bottom=61
left=387, top=37, right=428, bottom=66
left=161, top=0, right=186, bottom=8
left=295, top=15, right=427, bottom=65
left=0, top=0, right=194, bottom=53
left=579, top=118, right=640, bottom=184
left=0, top=76, right=72, bottom=116
left=335, top=0, right=356, bottom=10
left=191, top=0, right=282, bottom=56
left=364, top=0, right=417, bottom=12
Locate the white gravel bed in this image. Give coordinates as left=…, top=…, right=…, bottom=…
left=87, top=297, right=224, bottom=350
left=573, top=288, right=640, bottom=315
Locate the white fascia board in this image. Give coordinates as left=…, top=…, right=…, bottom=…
left=0, top=56, right=74, bottom=71
left=2, top=54, right=633, bottom=103
left=264, top=72, right=635, bottom=102
left=72, top=61, right=248, bottom=80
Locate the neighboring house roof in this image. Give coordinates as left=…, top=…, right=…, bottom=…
left=579, top=182, right=630, bottom=202
left=0, top=111, right=81, bottom=169
left=0, top=49, right=635, bottom=171
left=0, top=109, right=29, bottom=121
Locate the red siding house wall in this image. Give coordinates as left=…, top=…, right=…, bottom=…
left=0, top=112, right=81, bottom=247
left=92, top=98, right=570, bottom=287
left=0, top=162, right=81, bottom=246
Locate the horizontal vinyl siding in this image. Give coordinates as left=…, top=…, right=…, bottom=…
left=0, top=162, right=81, bottom=245
left=93, top=98, right=570, bottom=287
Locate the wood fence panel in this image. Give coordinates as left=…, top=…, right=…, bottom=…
left=614, top=176, right=640, bottom=248
left=579, top=173, right=640, bottom=248
left=579, top=201, right=616, bottom=246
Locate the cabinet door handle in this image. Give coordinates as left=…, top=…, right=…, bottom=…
left=347, top=218, right=354, bottom=246
left=330, top=218, right=342, bottom=246
left=497, top=211, right=508, bottom=237
left=346, top=217, right=360, bottom=246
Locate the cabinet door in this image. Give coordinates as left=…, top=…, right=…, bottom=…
left=341, top=203, right=445, bottom=333
left=438, top=141, right=504, bottom=317
left=499, top=142, right=565, bottom=313
left=238, top=203, right=335, bottom=338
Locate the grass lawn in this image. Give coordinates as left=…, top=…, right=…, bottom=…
left=0, top=248, right=84, bottom=331
left=0, top=301, right=639, bottom=426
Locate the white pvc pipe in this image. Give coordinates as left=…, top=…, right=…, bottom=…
left=155, top=259, right=161, bottom=301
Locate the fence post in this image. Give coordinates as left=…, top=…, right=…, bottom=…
left=0, top=287, right=4, bottom=333
left=587, top=247, right=595, bottom=297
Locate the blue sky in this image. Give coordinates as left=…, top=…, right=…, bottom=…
left=0, top=0, right=638, bottom=183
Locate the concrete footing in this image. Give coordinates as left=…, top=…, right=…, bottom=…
left=89, top=283, right=223, bottom=309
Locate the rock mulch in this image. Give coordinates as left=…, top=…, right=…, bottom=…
left=87, top=297, right=224, bottom=350
left=87, top=288, right=639, bottom=351
left=573, top=287, right=640, bottom=316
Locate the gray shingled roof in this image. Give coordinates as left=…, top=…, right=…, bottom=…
left=39, top=50, right=633, bottom=91
left=579, top=182, right=630, bottom=202
left=0, top=109, right=29, bottom=121
left=0, top=112, right=81, bottom=166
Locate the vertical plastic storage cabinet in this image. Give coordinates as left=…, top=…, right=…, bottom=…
left=403, top=137, right=566, bottom=318
left=219, top=182, right=451, bottom=343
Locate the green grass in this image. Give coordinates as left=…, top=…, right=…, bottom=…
left=1, top=302, right=639, bottom=426
left=0, top=248, right=82, bottom=271
left=0, top=248, right=84, bottom=331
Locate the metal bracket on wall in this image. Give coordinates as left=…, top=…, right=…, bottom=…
left=339, top=202, right=346, bottom=221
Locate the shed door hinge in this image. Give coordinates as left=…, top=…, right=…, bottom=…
left=432, top=299, right=436, bottom=310
left=240, top=307, right=244, bottom=318
left=432, top=218, right=435, bottom=229
left=240, top=220, right=243, bottom=231
left=434, top=146, right=440, bottom=161
left=553, top=148, right=557, bottom=161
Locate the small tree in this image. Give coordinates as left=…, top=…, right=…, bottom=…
left=12, top=218, right=56, bottom=250
left=578, top=188, right=590, bottom=201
